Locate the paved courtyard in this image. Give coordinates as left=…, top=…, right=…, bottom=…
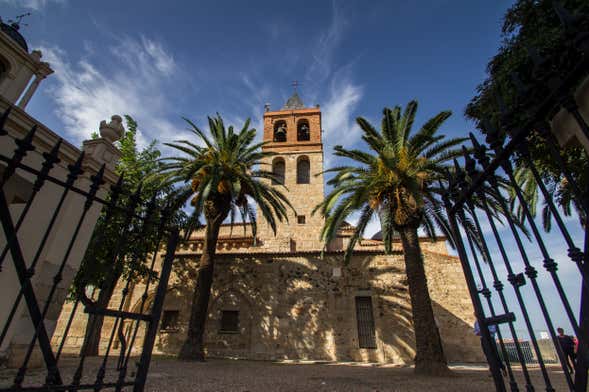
left=0, top=358, right=571, bottom=391
left=143, top=359, right=569, bottom=392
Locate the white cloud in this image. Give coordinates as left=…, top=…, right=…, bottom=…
left=304, top=0, right=347, bottom=89
left=39, top=35, right=187, bottom=148
left=322, top=72, right=363, bottom=166
left=0, top=0, right=64, bottom=10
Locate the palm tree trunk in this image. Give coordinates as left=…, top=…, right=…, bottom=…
left=399, top=225, right=450, bottom=375
left=178, top=211, right=224, bottom=361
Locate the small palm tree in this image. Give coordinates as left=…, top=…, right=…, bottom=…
left=314, top=101, right=465, bottom=375
left=511, top=150, right=588, bottom=231
left=157, top=115, right=293, bottom=361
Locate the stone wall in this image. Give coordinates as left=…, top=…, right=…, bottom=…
left=51, top=247, right=483, bottom=364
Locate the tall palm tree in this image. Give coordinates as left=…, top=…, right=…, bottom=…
left=157, top=115, right=293, bottom=361
left=314, top=101, right=465, bottom=375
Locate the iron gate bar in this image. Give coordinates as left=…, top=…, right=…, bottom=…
left=0, top=124, right=37, bottom=188
left=443, top=196, right=507, bottom=392
left=70, top=185, right=143, bottom=389
left=0, top=107, right=180, bottom=391
left=465, top=200, right=537, bottom=391
left=0, top=188, right=63, bottom=386
left=94, top=193, right=159, bottom=391
left=0, top=124, right=38, bottom=271
left=55, top=298, right=79, bottom=362
left=460, top=161, right=539, bottom=391
left=474, top=175, right=557, bottom=391
left=573, top=206, right=589, bottom=391
left=133, top=229, right=179, bottom=392
left=485, top=314, right=516, bottom=326
left=502, top=156, right=581, bottom=336
left=0, top=154, right=149, bottom=218
left=465, top=193, right=536, bottom=391
left=448, top=56, right=589, bottom=216
left=463, top=224, right=520, bottom=392
left=0, top=138, right=61, bottom=272
left=84, top=308, right=152, bottom=322
left=478, top=133, right=585, bottom=385
left=13, top=166, right=106, bottom=388
left=0, top=152, right=86, bottom=351
left=120, top=205, right=172, bottom=372
left=516, top=142, right=587, bottom=285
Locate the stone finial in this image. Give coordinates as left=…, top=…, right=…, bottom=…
left=99, top=115, right=125, bottom=143
left=264, top=103, right=270, bottom=112
left=31, top=50, right=42, bottom=62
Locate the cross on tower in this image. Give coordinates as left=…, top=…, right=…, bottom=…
left=291, top=80, right=302, bottom=92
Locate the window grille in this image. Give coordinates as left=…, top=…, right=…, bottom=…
left=355, top=297, right=376, bottom=349
left=296, top=158, right=310, bottom=184
left=220, top=310, right=239, bottom=333
left=272, top=159, right=285, bottom=185
left=160, top=310, right=179, bottom=331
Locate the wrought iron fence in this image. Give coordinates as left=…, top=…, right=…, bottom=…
left=0, top=106, right=179, bottom=391
left=442, top=4, right=588, bottom=392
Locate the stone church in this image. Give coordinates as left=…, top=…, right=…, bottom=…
left=53, top=93, right=482, bottom=364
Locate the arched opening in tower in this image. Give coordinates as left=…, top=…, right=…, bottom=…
left=296, top=156, right=310, bottom=184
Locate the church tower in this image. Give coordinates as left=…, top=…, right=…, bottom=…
left=257, top=91, right=325, bottom=252
left=0, top=17, right=53, bottom=109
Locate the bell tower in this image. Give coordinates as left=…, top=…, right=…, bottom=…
left=257, top=91, right=325, bottom=252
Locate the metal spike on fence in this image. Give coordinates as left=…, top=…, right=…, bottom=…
left=0, top=106, right=12, bottom=135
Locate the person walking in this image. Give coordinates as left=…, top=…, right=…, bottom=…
left=556, top=327, right=576, bottom=374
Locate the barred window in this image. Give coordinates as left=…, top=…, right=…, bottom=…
left=272, top=158, right=285, bottom=185
left=160, top=310, right=179, bottom=331
left=219, top=310, right=239, bottom=333
left=355, top=297, right=376, bottom=349
left=296, top=157, right=310, bottom=184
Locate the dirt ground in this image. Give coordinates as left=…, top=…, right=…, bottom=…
left=144, top=359, right=571, bottom=392
left=0, top=358, right=573, bottom=391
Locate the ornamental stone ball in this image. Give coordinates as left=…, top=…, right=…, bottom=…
left=99, top=115, right=125, bottom=143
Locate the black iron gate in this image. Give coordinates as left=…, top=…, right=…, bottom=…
left=0, top=107, right=179, bottom=391
left=442, top=5, right=588, bottom=391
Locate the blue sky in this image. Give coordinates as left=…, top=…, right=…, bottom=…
left=2, top=0, right=586, bottom=340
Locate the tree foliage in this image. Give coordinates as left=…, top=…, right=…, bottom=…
left=314, top=101, right=467, bottom=262
left=155, top=115, right=294, bottom=360
left=157, top=115, right=294, bottom=240
left=72, top=115, right=183, bottom=301
left=465, top=0, right=589, bottom=229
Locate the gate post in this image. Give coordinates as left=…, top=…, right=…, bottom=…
left=134, top=228, right=179, bottom=392
left=442, top=194, right=506, bottom=392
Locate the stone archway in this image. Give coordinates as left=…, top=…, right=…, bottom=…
left=204, top=289, right=254, bottom=358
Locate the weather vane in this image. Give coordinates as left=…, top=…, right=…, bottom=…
left=5, top=12, right=31, bottom=30
left=291, top=80, right=302, bottom=93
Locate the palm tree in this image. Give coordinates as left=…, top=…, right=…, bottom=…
left=511, top=149, right=588, bottom=231
left=157, top=115, right=293, bottom=361
left=314, top=101, right=465, bottom=375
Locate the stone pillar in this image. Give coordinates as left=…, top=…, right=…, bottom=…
left=82, top=115, right=125, bottom=173
left=17, top=74, right=44, bottom=110
left=1, top=116, right=124, bottom=367
left=551, top=76, right=589, bottom=154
